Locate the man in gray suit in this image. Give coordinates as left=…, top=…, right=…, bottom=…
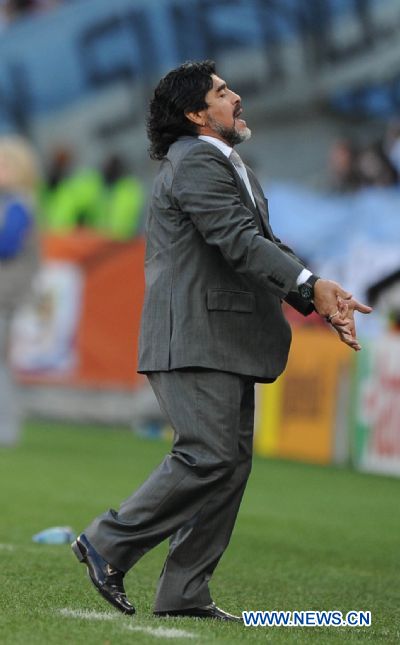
left=72, top=61, right=371, bottom=621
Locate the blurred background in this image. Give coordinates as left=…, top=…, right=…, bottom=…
left=1, top=0, right=400, bottom=477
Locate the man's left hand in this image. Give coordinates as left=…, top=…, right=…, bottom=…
left=329, top=296, right=372, bottom=351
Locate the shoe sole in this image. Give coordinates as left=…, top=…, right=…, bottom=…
left=154, top=611, right=241, bottom=622
left=71, top=540, right=85, bottom=562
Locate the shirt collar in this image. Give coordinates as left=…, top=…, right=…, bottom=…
left=198, top=135, right=232, bottom=159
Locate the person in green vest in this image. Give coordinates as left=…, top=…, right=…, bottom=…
left=96, top=154, right=145, bottom=240
left=41, top=147, right=103, bottom=233
left=41, top=149, right=145, bottom=238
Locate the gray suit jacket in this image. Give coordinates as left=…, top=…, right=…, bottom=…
left=138, top=136, right=312, bottom=381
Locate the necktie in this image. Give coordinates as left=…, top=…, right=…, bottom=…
left=229, top=149, right=266, bottom=235
left=229, top=149, right=256, bottom=206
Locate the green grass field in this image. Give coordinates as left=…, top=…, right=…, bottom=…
left=1, top=421, right=400, bottom=644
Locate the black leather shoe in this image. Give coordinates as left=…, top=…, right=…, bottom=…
left=71, top=533, right=135, bottom=615
left=154, top=602, right=242, bottom=622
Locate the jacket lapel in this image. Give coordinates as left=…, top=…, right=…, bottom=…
left=230, top=166, right=268, bottom=238
left=246, top=168, right=275, bottom=240
left=202, top=140, right=273, bottom=239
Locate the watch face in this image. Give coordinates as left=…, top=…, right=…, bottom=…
left=300, top=284, right=312, bottom=300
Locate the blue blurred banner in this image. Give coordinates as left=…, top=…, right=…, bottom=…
left=0, top=0, right=397, bottom=131
left=266, top=182, right=400, bottom=336
left=0, top=0, right=274, bottom=128
left=267, top=183, right=400, bottom=264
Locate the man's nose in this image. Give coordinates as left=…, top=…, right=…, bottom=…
left=231, top=89, right=241, bottom=103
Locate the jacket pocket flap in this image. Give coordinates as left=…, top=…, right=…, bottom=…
left=207, top=289, right=254, bottom=313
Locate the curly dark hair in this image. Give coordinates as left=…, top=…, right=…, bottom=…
left=147, top=60, right=216, bottom=160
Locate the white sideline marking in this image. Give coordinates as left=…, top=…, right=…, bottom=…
left=0, top=543, right=15, bottom=551
left=58, top=608, right=196, bottom=639
left=58, top=608, right=116, bottom=621
left=125, top=624, right=196, bottom=639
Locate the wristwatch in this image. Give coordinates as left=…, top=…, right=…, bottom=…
left=298, top=274, right=320, bottom=301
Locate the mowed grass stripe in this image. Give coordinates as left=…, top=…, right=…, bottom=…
left=1, top=421, right=400, bottom=644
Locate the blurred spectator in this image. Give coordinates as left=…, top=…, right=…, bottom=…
left=40, top=146, right=72, bottom=229
left=328, top=138, right=361, bottom=193
left=97, top=154, right=145, bottom=240
left=0, top=0, right=60, bottom=32
left=356, top=141, right=398, bottom=188
left=367, top=269, right=400, bottom=334
left=0, top=0, right=12, bottom=30
left=384, top=120, right=400, bottom=177
left=328, top=136, right=399, bottom=193
left=0, top=136, right=41, bottom=446
left=8, top=0, right=37, bottom=14
left=5, top=0, right=60, bottom=19
left=41, top=146, right=103, bottom=232
left=46, top=146, right=72, bottom=189
left=41, top=148, right=145, bottom=240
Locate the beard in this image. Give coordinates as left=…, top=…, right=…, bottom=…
left=207, top=114, right=252, bottom=147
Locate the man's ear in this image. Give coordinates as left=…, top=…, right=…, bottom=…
left=185, top=109, right=206, bottom=127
